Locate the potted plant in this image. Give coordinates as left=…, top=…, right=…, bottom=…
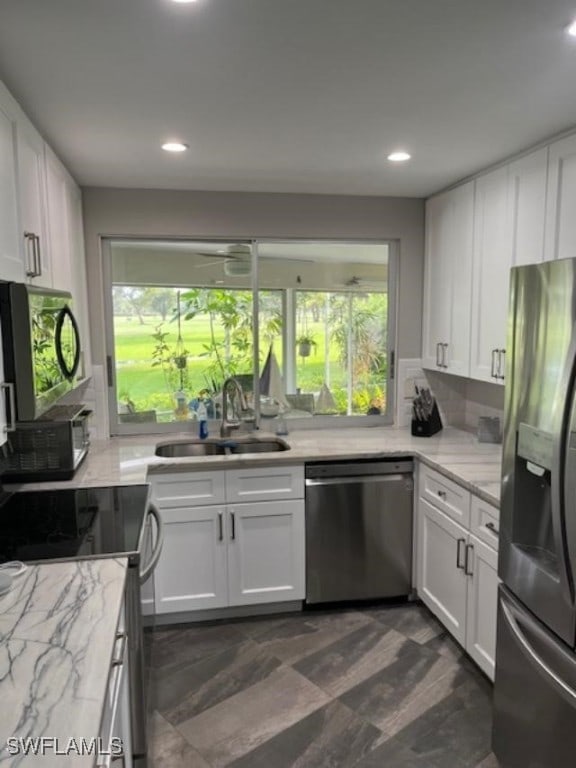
left=296, top=334, right=317, bottom=358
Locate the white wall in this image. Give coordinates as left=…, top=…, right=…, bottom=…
left=81, top=187, right=425, bottom=432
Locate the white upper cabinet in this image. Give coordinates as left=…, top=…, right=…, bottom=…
left=545, top=134, right=576, bottom=262
left=470, top=167, right=510, bottom=383
left=16, top=115, right=52, bottom=287
left=0, top=90, right=24, bottom=284
left=45, top=145, right=73, bottom=292
left=422, top=181, right=474, bottom=376
left=508, top=147, right=548, bottom=267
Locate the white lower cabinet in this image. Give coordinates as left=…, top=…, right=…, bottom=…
left=417, top=465, right=499, bottom=680
left=150, top=465, right=305, bottom=616
left=465, top=533, right=499, bottom=678
left=154, top=504, right=228, bottom=614
left=419, top=498, right=468, bottom=646
left=227, top=500, right=305, bottom=606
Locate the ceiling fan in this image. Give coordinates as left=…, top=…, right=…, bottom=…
left=193, top=244, right=314, bottom=276
left=338, top=275, right=387, bottom=289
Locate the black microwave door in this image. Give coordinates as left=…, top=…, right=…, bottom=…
left=55, top=305, right=81, bottom=380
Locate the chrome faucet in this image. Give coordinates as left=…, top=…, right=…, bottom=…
left=220, top=377, right=255, bottom=437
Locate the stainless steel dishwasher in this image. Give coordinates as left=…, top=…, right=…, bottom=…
left=305, top=459, right=414, bottom=604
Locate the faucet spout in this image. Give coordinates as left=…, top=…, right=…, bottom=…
left=220, top=377, right=254, bottom=438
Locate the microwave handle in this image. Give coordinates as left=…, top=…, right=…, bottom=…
left=140, top=503, right=164, bottom=584
left=1, top=383, right=16, bottom=432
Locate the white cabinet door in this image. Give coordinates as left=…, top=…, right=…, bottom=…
left=422, top=192, right=452, bottom=369
left=16, top=116, right=51, bottom=287
left=545, top=134, right=576, bottom=262
left=227, top=500, right=305, bottom=606
left=422, top=182, right=474, bottom=375
left=418, top=498, right=468, bottom=646
left=465, top=534, right=499, bottom=681
left=45, top=145, right=73, bottom=292
left=154, top=505, right=228, bottom=614
left=445, top=181, right=474, bottom=376
left=508, top=147, right=548, bottom=267
left=470, top=167, right=510, bottom=383
left=0, top=102, right=24, bottom=283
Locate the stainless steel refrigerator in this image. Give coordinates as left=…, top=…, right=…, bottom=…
left=493, top=258, right=576, bottom=767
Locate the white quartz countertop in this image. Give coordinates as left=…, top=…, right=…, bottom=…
left=8, top=426, right=502, bottom=506
left=0, top=558, right=127, bottom=767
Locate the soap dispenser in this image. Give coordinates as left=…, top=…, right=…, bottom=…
left=197, top=401, right=209, bottom=439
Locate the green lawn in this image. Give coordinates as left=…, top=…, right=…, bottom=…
left=113, top=313, right=384, bottom=417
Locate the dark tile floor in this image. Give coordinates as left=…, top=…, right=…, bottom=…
left=146, top=602, right=499, bottom=768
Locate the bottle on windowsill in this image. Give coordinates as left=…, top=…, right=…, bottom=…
left=197, top=401, right=209, bottom=439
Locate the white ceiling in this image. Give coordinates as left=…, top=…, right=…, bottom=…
left=1, top=1, right=576, bottom=197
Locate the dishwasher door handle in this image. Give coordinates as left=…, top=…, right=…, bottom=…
left=306, top=474, right=409, bottom=487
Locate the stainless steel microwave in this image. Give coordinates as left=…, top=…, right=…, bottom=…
left=0, top=283, right=82, bottom=421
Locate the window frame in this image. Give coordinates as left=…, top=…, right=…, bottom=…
left=103, top=236, right=398, bottom=436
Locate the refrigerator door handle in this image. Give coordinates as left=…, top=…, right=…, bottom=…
left=501, top=597, right=576, bottom=707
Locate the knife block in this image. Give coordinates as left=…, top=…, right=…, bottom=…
left=411, top=402, right=443, bottom=437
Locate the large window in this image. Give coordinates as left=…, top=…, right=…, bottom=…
left=105, top=239, right=394, bottom=433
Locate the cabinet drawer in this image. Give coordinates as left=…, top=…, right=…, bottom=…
left=420, top=465, right=471, bottom=527
left=226, top=465, right=304, bottom=502
left=150, top=471, right=226, bottom=508
left=470, top=495, right=500, bottom=551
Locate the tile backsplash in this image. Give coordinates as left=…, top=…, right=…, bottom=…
left=397, top=359, right=504, bottom=434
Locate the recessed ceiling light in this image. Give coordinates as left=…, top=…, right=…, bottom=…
left=162, top=142, right=189, bottom=152
left=387, top=151, right=411, bottom=162
left=567, top=20, right=576, bottom=36
left=172, top=0, right=199, bottom=3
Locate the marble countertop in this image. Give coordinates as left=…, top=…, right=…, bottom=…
left=8, top=426, right=502, bottom=506
left=0, top=558, right=127, bottom=767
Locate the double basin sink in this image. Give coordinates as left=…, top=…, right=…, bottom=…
left=155, top=435, right=290, bottom=457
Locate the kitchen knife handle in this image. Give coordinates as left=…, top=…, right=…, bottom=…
left=456, top=537, right=466, bottom=569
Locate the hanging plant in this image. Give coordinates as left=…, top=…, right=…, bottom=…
left=296, top=334, right=317, bottom=358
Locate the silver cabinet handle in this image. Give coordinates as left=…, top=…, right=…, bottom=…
left=436, top=342, right=442, bottom=367
left=218, top=511, right=223, bottom=542
left=139, top=503, right=164, bottom=584
left=456, top=537, right=466, bottom=569
left=34, top=234, right=42, bottom=276
left=24, top=231, right=38, bottom=277
left=1, top=383, right=16, bottom=432
left=464, top=543, right=474, bottom=576
left=230, top=510, right=236, bottom=541
left=491, top=349, right=498, bottom=378
left=441, top=342, right=448, bottom=368
left=486, top=521, right=499, bottom=536
left=112, top=631, right=127, bottom=667
left=497, top=349, right=506, bottom=380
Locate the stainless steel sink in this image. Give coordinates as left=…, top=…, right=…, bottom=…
left=155, top=439, right=227, bottom=457
left=225, top=437, right=290, bottom=453
left=155, top=436, right=290, bottom=457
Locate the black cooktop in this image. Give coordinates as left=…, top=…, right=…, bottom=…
left=0, top=484, right=150, bottom=564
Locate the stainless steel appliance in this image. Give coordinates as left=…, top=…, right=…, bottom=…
left=0, top=484, right=164, bottom=767
left=493, top=258, right=576, bottom=767
left=0, top=282, right=82, bottom=421
left=305, top=459, right=413, bottom=604
left=3, top=403, right=91, bottom=481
